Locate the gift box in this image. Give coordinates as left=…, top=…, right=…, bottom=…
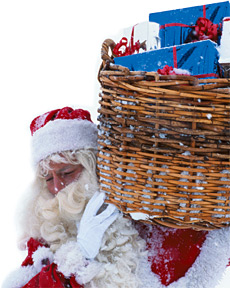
left=149, top=1, right=230, bottom=48
left=219, top=17, right=230, bottom=62
left=114, top=39, right=219, bottom=78
left=218, top=17, right=230, bottom=77
left=113, top=22, right=160, bottom=57
left=122, top=21, right=160, bottom=51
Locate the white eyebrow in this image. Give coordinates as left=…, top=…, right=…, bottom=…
left=57, top=164, right=81, bottom=174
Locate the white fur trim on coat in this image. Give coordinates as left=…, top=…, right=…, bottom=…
left=2, top=265, right=38, bottom=288
left=31, top=119, right=98, bottom=165
left=54, top=241, right=102, bottom=285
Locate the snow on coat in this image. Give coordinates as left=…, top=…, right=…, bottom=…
left=3, top=224, right=230, bottom=288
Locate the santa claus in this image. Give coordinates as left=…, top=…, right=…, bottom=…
left=3, top=107, right=230, bottom=288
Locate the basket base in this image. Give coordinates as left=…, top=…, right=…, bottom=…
left=125, top=213, right=229, bottom=231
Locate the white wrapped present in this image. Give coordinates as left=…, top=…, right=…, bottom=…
left=123, top=21, right=160, bottom=51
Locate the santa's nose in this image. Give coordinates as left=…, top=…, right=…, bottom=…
left=52, top=173, right=65, bottom=194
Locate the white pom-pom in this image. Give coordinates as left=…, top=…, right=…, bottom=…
left=32, top=246, right=54, bottom=272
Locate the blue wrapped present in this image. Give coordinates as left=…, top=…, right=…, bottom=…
left=114, top=40, right=219, bottom=78
left=149, top=1, right=230, bottom=47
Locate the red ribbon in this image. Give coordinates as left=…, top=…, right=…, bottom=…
left=160, top=23, right=190, bottom=29
left=157, top=65, right=176, bottom=75
left=194, top=17, right=221, bottom=42
left=194, top=73, right=219, bottom=78
left=173, top=46, right=178, bottom=69
left=113, top=25, right=143, bottom=57
left=203, top=5, right=206, bottom=19
left=158, top=65, right=218, bottom=78
left=160, top=16, right=222, bottom=43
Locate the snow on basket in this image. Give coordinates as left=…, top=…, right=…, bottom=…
left=97, top=39, right=230, bottom=230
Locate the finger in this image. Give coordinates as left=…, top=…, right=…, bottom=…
left=84, top=192, right=105, bottom=217
left=100, top=210, right=120, bottom=230
left=96, top=204, right=118, bottom=222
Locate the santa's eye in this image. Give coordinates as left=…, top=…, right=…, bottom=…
left=62, top=170, right=75, bottom=177
left=45, top=176, right=53, bottom=182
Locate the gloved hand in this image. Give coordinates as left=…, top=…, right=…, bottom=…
left=77, top=192, right=119, bottom=259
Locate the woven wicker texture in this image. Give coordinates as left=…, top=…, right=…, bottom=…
left=97, top=39, right=230, bottom=230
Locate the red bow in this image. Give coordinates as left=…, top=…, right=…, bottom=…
left=194, top=17, right=221, bottom=42
left=157, top=65, right=176, bottom=75
left=113, top=37, right=141, bottom=57
left=113, top=25, right=144, bottom=57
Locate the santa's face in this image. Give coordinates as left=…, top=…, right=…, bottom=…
left=44, top=161, right=84, bottom=195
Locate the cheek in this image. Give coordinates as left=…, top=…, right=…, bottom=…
left=65, top=168, right=84, bottom=185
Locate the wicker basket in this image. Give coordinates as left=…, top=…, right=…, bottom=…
left=97, top=39, right=230, bottom=230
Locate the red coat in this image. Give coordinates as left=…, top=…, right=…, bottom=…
left=18, top=225, right=230, bottom=287
left=135, top=223, right=207, bottom=286
left=21, top=238, right=83, bottom=288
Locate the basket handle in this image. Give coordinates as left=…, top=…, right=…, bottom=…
left=101, top=39, right=116, bottom=64
left=98, top=39, right=131, bottom=81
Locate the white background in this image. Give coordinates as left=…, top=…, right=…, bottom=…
left=0, top=0, right=229, bottom=287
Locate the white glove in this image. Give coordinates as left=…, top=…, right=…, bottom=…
left=77, top=192, right=119, bottom=259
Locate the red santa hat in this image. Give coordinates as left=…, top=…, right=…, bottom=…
left=30, top=107, right=98, bottom=165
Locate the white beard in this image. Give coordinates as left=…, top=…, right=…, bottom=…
left=19, top=169, right=99, bottom=252
left=17, top=168, right=149, bottom=288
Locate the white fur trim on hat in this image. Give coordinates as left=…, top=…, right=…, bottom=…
left=31, top=119, right=98, bottom=165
